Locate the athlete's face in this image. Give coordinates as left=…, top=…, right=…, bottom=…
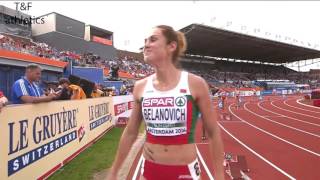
left=143, top=28, right=175, bottom=65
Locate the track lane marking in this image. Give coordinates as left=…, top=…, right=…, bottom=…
left=228, top=104, right=320, bottom=157
left=218, top=122, right=296, bottom=180
left=244, top=102, right=320, bottom=138
left=258, top=101, right=320, bottom=127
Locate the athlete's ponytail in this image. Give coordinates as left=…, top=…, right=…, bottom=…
left=156, top=25, right=187, bottom=66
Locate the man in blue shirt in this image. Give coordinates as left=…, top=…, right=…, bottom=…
left=12, top=64, right=57, bottom=104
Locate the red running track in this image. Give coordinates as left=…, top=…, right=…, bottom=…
left=127, top=95, right=320, bottom=180
left=256, top=101, right=320, bottom=135
left=269, top=99, right=320, bottom=125
left=242, top=101, right=320, bottom=152
left=283, top=98, right=320, bottom=116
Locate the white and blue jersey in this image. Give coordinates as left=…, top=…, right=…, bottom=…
left=12, top=77, right=44, bottom=104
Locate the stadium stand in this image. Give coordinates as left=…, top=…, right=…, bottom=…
left=1, top=6, right=320, bottom=103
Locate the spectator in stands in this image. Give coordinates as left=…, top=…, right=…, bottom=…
left=110, top=63, right=120, bottom=80
left=108, top=25, right=224, bottom=180
left=44, top=81, right=58, bottom=96
left=120, top=84, right=127, bottom=95
left=0, top=91, right=8, bottom=112
left=55, top=78, right=87, bottom=100
left=127, top=86, right=133, bottom=95
left=91, top=84, right=104, bottom=98
left=108, top=87, right=117, bottom=96
left=69, top=84, right=86, bottom=100
left=104, top=88, right=112, bottom=97
left=12, top=64, right=57, bottom=104
left=114, top=87, right=120, bottom=96
left=55, top=78, right=72, bottom=100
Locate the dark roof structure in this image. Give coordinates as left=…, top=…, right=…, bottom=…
left=180, top=24, right=320, bottom=64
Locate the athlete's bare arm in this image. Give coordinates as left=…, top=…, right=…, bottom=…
left=107, top=79, right=147, bottom=180
left=189, top=73, right=225, bottom=180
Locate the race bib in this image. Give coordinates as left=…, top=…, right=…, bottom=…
left=142, top=96, right=188, bottom=136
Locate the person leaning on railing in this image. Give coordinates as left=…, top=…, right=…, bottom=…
left=0, top=91, right=8, bottom=112
left=55, top=78, right=72, bottom=100
left=12, top=64, right=58, bottom=104
left=68, top=84, right=87, bottom=100
left=54, top=77, right=86, bottom=100
left=91, top=84, right=104, bottom=98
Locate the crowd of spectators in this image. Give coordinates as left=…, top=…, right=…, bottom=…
left=0, top=33, right=154, bottom=78
left=0, top=33, right=318, bottom=98
left=42, top=78, right=133, bottom=99
left=5, top=63, right=133, bottom=107
left=0, top=34, right=63, bottom=60
left=182, top=60, right=319, bottom=89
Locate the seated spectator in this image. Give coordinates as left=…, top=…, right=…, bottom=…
left=103, top=88, right=114, bottom=97
left=12, top=64, right=57, bottom=104
left=55, top=78, right=72, bottom=100
left=91, top=84, right=103, bottom=98
left=44, top=81, right=58, bottom=95
left=0, top=91, right=8, bottom=112
left=56, top=78, right=86, bottom=100
left=69, top=84, right=86, bottom=100
left=120, top=84, right=127, bottom=95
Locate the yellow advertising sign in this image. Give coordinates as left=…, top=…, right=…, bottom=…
left=0, top=97, right=114, bottom=179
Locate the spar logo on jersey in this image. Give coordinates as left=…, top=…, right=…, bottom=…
left=142, top=97, right=174, bottom=107
left=175, top=96, right=186, bottom=107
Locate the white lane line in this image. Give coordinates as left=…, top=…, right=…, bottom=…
left=244, top=103, right=320, bottom=138
left=261, top=115, right=285, bottom=118
left=297, top=98, right=320, bottom=110
left=228, top=104, right=320, bottom=157
left=284, top=100, right=320, bottom=114
left=196, top=146, right=214, bottom=180
left=219, top=120, right=245, bottom=123
left=258, top=101, right=320, bottom=127
left=218, top=122, right=296, bottom=180
left=271, top=101, right=320, bottom=120
left=132, top=155, right=143, bottom=180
